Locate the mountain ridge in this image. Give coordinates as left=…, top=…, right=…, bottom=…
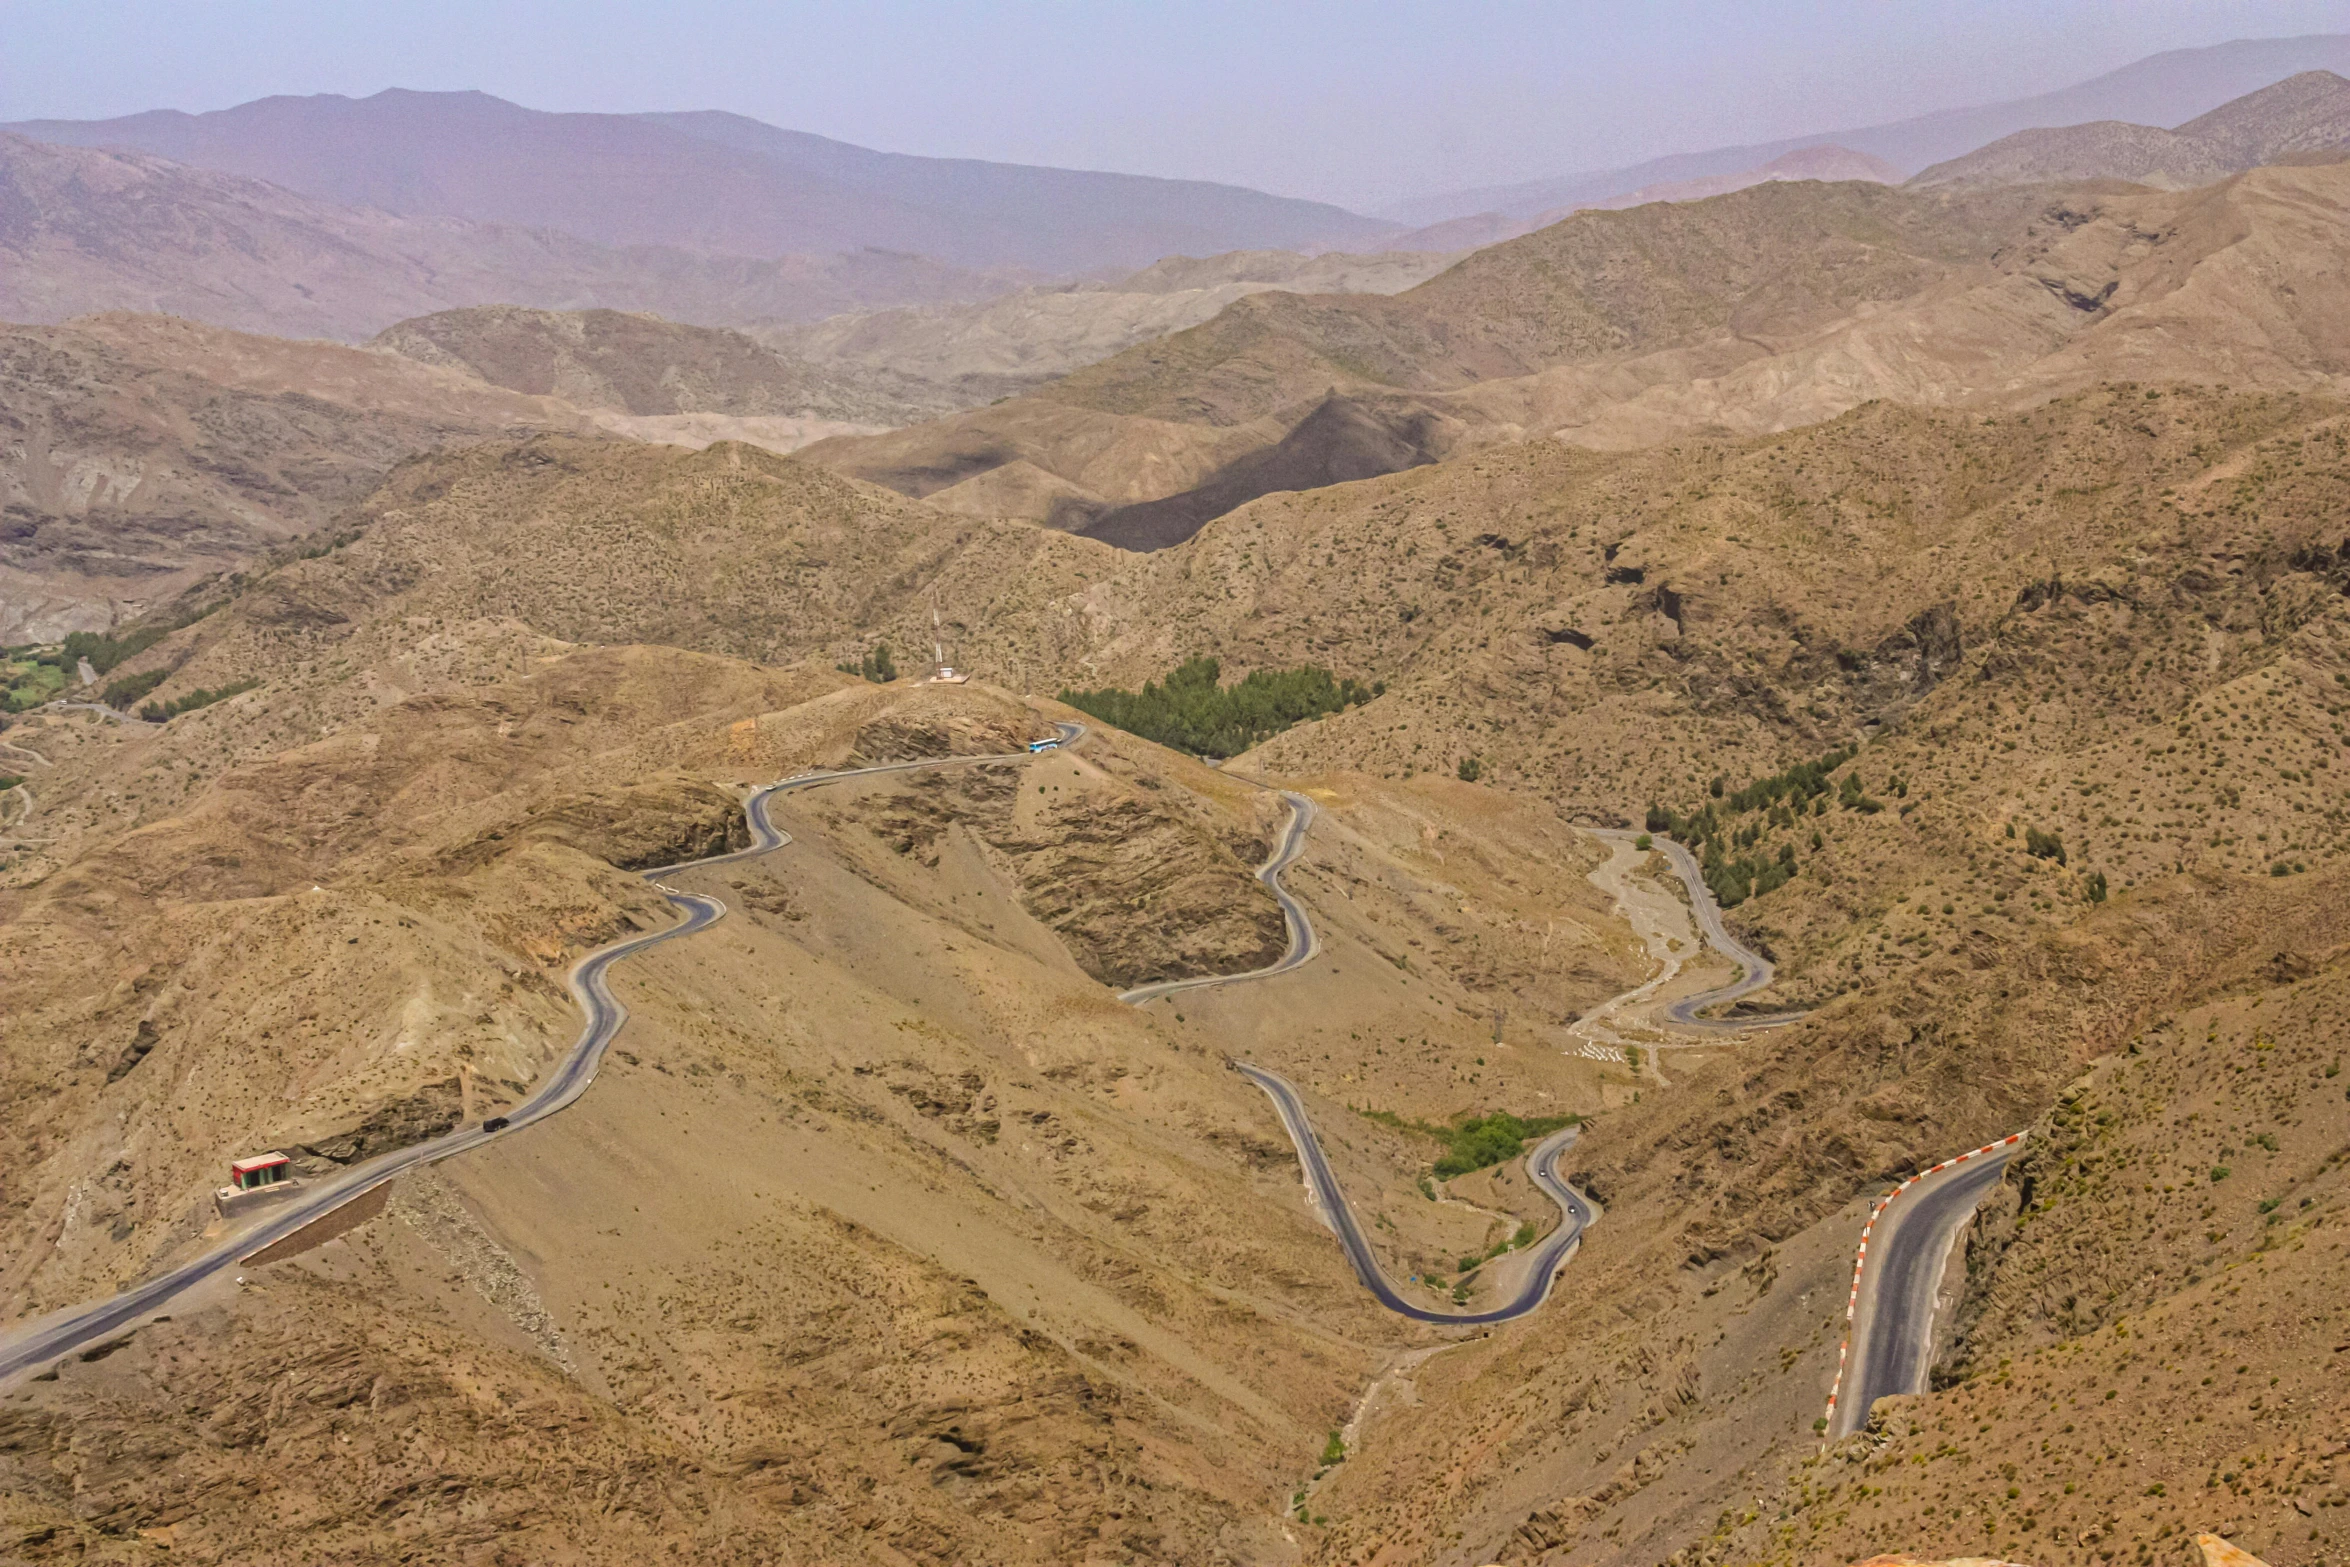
left=1911, top=68, right=2350, bottom=187
left=803, top=151, right=2350, bottom=547
left=4, top=88, right=1398, bottom=274
left=1388, top=32, right=2350, bottom=223
left=0, top=132, right=1022, bottom=339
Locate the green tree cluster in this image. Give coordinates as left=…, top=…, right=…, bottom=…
left=1431, top=1110, right=1577, bottom=1179
left=103, top=669, right=169, bottom=709
left=1058, top=657, right=1379, bottom=758
left=1644, top=745, right=1863, bottom=906
left=2024, top=826, right=2067, bottom=864
left=2, top=652, right=67, bottom=713
left=62, top=625, right=171, bottom=676
left=836, top=642, right=898, bottom=683
left=138, top=679, right=259, bottom=723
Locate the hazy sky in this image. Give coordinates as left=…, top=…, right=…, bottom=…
left=2, top=0, right=2344, bottom=208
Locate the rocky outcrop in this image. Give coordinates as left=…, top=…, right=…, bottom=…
left=849, top=761, right=1287, bottom=987
left=293, top=1078, right=464, bottom=1170
left=1845, top=1533, right=2275, bottom=1567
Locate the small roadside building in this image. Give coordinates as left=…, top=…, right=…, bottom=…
left=217, top=1152, right=301, bottom=1217
left=228, top=1153, right=291, bottom=1192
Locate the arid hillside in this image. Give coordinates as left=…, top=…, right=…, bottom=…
left=1912, top=69, right=2350, bottom=188
left=761, top=247, right=1466, bottom=415
left=3, top=185, right=2350, bottom=1566
left=71, top=439, right=1111, bottom=752
left=0, top=133, right=1020, bottom=342
left=0, top=314, right=593, bottom=643
left=804, top=161, right=2350, bottom=546
left=0, top=539, right=1654, bottom=1563
left=0, top=313, right=977, bottom=648
left=371, top=305, right=917, bottom=424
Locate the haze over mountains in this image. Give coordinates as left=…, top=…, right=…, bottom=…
left=1914, top=67, right=2350, bottom=187
left=1394, top=31, right=2350, bottom=223
left=805, top=151, right=2350, bottom=547
left=0, top=132, right=1023, bottom=339
left=7, top=29, right=2350, bottom=1567
left=4, top=88, right=1393, bottom=273
left=7, top=38, right=2346, bottom=354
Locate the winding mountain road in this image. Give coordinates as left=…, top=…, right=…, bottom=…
left=1244, top=1064, right=1594, bottom=1325
left=1621, top=833, right=2019, bottom=1430
left=1831, top=1141, right=2020, bottom=1436
left=1637, top=834, right=1807, bottom=1029
left=5, top=718, right=1971, bottom=1380
left=1118, top=788, right=1597, bottom=1325
left=1116, top=790, right=1318, bottom=1005
left=0, top=724, right=1081, bottom=1381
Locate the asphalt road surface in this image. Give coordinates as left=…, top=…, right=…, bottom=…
left=1835, top=1146, right=2016, bottom=1436
left=1120, top=785, right=1594, bottom=1325
left=1116, top=790, right=1317, bottom=1004
left=0, top=723, right=1083, bottom=1381
left=1592, top=830, right=1805, bottom=1030
left=1242, top=1065, right=1593, bottom=1325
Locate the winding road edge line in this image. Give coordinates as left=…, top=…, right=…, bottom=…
left=1119, top=788, right=1598, bottom=1326
left=0, top=723, right=1081, bottom=1379
left=1821, top=1130, right=2028, bottom=1438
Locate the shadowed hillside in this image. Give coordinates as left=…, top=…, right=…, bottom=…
left=806, top=160, right=2350, bottom=546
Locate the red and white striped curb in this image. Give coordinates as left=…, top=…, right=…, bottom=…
left=1820, top=1132, right=2026, bottom=1437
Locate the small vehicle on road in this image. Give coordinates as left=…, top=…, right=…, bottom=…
left=481, top=1116, right=510, bottom=1133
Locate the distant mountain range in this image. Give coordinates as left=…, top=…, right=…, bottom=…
left=0, top=133, right=1024, bottom=340
left=1391, top=32, right=2350, bottom=224
left=807, top=134, right=2350, bottom=548
left=1388, top=144, right=1902, bottom=252
left=5, top=43, right=2347, bottom=354
left=2, top=89, right=1393, bottom=274
left=1913, top=69, right=2350, bottom=188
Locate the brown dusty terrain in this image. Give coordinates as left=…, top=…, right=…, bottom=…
left=4, top=170, right=2350, bottom=1567
left=372, top=303, right=936, bottom=427
left=803, top=159, right=2350, bottom=543
left=759, top=248, right=1465, bottom=417
left=0, top=314, right=594, bottom=641
left=0, top=584, right=1654, bottom=1563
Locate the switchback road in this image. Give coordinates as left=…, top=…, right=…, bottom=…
left=1116, top=790, right=1317, bottom=1004
left=1636, top=834, right=1806, bottom=1029
left=1120, top=787, right=1594, bottom=1325
left=0, top=724, right=1082, bottom=1381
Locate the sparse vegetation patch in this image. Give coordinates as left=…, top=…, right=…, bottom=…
left=102, top=669, right=170, bottom=710
left=838, top=642, right=898, bottom=683
left=138, top=679, right=260, bottom=723
left=1646, top=745, right=1860, bottom=905
left=3, top=649, right=68, bottom=712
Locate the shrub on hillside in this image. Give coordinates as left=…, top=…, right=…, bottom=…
left=138, top=679, right=259, bottom=723
left=103, top=669, right=169, bottom=709
left=2025, top=826, right=2067, bottom=864
left=837, top=643, right=897, bottom=683
left=1430, top=1110, right=1577, bottom=1179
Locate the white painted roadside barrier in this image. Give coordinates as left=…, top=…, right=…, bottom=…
left=1821, top=1131, right=2027, bottom=1435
